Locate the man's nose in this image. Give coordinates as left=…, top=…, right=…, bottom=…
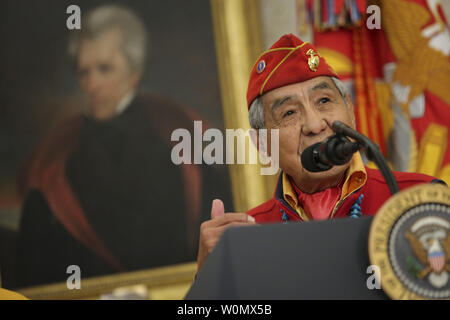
left=83, top=72, right=101, bottom=94
left=301, top=108, right=327, bottom=136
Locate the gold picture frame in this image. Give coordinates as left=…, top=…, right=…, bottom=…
left=211, top=0, right=278, bottom=213
left=17, top=262, right=196, bottom=300
left=13, top=0, right=276, bottom=300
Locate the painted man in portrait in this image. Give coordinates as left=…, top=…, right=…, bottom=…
left=15, top=5, right=231, bottom=288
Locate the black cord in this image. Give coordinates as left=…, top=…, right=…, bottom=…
left=332, top=121, right=399, bottom=195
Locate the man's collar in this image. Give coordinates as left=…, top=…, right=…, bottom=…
left=282, top=172, right=299, bottom=213
left=84, top=90, right=136, bottom=119
left=282, top=152, right=367, bottom=212
left=341, top=151, right=367, bottom=198
left=115, top=90, right=136, bottom=115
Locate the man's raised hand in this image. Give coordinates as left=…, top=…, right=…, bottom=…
left=196, top=199, right=256, bottom=271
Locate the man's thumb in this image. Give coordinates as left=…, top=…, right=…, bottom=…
left=211, top=199, right=225, bottom=219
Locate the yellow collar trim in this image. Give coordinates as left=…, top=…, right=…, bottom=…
left=282, top=171, right=309, bottom=221
left=341, top=152, right=367, bottom=198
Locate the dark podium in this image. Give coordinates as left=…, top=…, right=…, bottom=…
left=186, top=216, right=388, bottom=300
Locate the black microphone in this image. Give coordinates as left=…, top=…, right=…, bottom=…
left=301, top=134, right=360, bottom=172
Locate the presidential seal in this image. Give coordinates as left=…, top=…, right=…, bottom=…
left=368, top=184, right=450, bottom=300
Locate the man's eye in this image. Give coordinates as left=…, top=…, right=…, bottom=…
left=318, top=97, right=330, bottom=104
left=77, top=69, right=88, bottom=78
left=283, top=110, right=295, bottom=118
left=99, top=64, right=112, bottom=73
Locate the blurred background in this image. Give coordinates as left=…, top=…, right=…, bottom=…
left=0, top=0, right=233, bottom=291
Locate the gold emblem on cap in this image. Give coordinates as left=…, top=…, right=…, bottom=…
left=306, top=49, right=319, bottom=72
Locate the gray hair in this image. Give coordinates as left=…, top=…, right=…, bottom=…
left=68, top=5, right=148, bottom=74
left=248, top=76, right=349, bottom=129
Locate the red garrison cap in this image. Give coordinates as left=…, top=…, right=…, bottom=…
left=246, top=33, right=339, bottom=108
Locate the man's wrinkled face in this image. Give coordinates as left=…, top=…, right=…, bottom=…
left=262, top=76, right=356, bottom=192
left=77, top=29, right=139, bottom=120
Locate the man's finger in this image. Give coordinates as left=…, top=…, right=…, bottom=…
left=213, top=221, right=255, bottom=236
left=211, top=199, right=225, bottom=219
left=207, top=213, right=255, bottom=227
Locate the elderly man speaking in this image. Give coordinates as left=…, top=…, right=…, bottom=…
left=196, top=34, right=442, bottom=270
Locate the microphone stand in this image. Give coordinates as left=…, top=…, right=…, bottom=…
left=332, top=121, right=399, bottom=195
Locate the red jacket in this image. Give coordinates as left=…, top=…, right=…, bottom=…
left=247, top=168, right=442, bottom=223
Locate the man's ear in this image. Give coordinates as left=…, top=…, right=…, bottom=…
left=129, top=71, right=141, bottom=88
left=249, top=128, right=269, bottom=159
left=249, top=128, right=261, bottom=152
